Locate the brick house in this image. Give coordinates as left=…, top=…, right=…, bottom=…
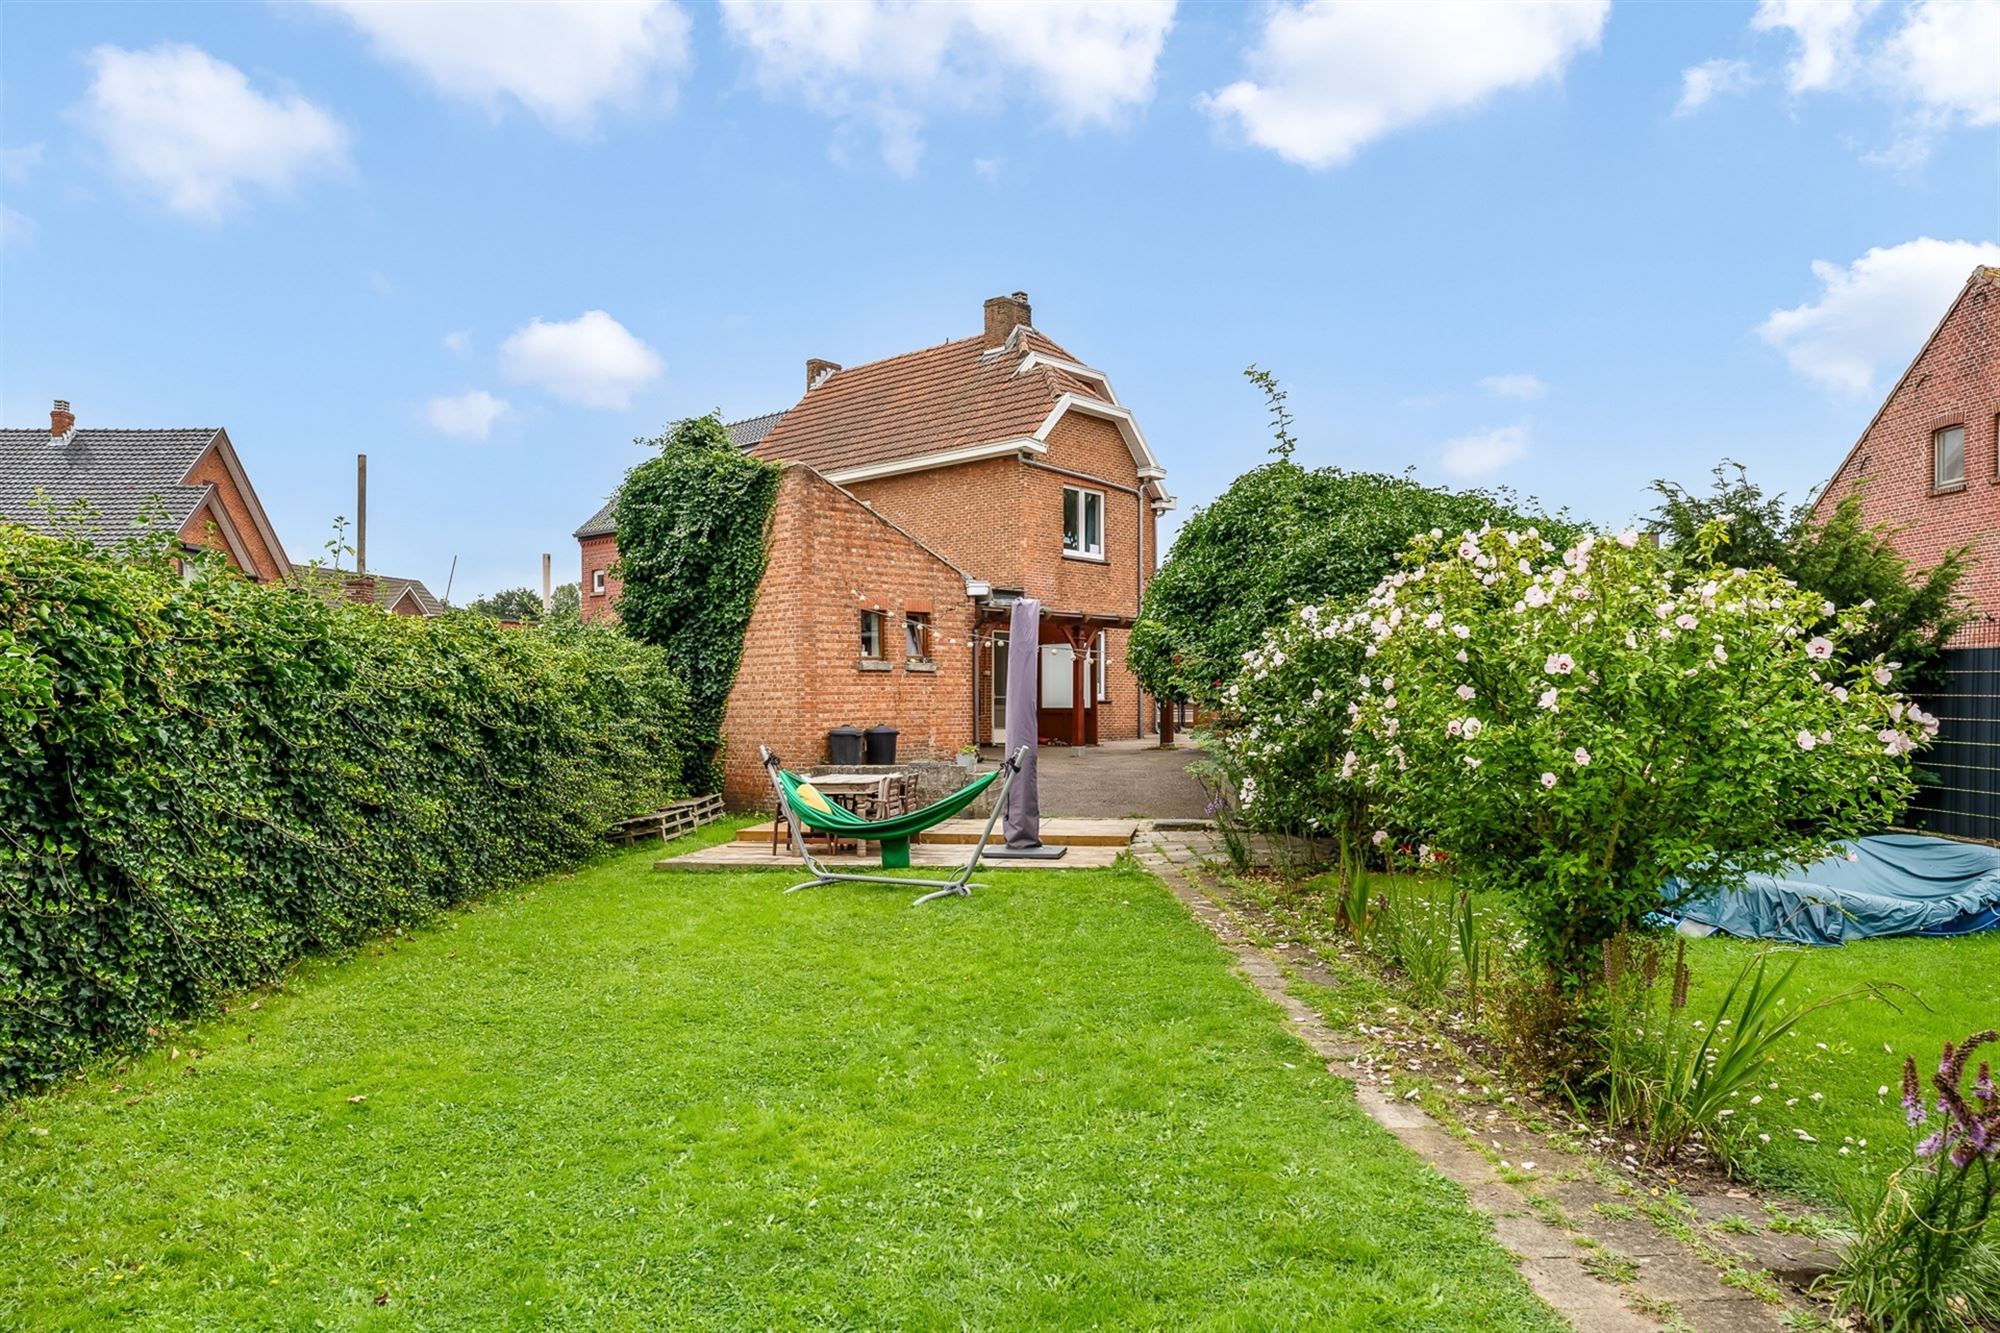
left=290, top=563, right=446, bottom=616
left=1, top=400, right=290, bottom=581
left=1810, top=266, right=2000, bottom=648
left=576, top=292, right=1175, bottom=806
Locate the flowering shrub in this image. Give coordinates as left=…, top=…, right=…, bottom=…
left=1245, top=521, right=1929, bottom=985
left=1828, top=1031, right=2000, bottom=1331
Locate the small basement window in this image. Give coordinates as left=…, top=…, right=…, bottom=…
left=904, top=611, right=931, bottom=662
left=1063, top=485, right=1104, bottom=558
left=1934, top=424, right=1965, bottom=490
left=591, top=568, right=607, bottom=594
left=860, top=610, right=885, bottom=659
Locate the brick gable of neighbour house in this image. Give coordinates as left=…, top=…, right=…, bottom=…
left=1811, top=266, right=2000, bottom=648
left=0, top=401, right=289, bottom=582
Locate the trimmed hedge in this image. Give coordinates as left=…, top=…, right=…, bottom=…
left=0, top=528, right=691, bottom=1097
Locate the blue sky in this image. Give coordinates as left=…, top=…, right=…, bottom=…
left=2, top=1, right=1995, bottom=601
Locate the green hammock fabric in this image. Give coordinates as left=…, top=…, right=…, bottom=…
left=776, top=766, right=1002, bottom=868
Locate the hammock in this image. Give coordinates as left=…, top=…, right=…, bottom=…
left=761, top=745, right=1026, bottom=903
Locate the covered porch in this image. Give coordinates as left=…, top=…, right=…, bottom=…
left=974, top=604, right=1136, bottom=749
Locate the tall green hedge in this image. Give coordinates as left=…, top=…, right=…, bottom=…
left=0, top=527, right=691, bottom=1098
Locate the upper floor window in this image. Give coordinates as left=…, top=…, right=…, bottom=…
left=904, top=611, right=931, bottom=662
left=592, top=568, right=607, bottom=594
left=1063, top=485, right=1104, bottom=559
left=1934, top=424, right=1965, bottom=491
left=860, top=609, right=885, bottom=659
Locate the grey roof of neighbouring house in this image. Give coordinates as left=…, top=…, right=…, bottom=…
left=374, top=575, right=446, bottom=616
left=0, top=427, right=222, bottom=547
left=574, top=409, right=790, bottom=538
left=287, top=563, right=447, bottom=616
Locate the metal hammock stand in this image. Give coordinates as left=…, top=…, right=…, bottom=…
left=759, top=744, right=1028, bottom=904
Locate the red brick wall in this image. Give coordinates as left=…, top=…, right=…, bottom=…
left=579, top=533, right=622, bottom=624
left=1812, top=270, right=2000, bottom=648
left=842, top=457, right=1025, bottom=587
left=178, top=437, right=286, bottom=582
left=719, top=466, right=979, bottom=808
left=843, top=410, right=1158, bottom=740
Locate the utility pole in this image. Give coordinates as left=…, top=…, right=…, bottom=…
left=355, top=453, right=368, bottom=574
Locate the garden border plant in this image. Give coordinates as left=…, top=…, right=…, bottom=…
left=0, top=527, right=691, bottom=1098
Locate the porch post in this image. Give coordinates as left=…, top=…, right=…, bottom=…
left=1069, top=625, right=1086, bottom=756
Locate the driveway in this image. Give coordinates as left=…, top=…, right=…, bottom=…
left=980, top=738, right=1211, bottom=819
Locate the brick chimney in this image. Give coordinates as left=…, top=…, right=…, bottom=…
left=806, top=358, right=841, bottom=391
left=343, top=574, right=377, bottom=607
left=50, top=399, right=75, bottom=444
left=983, top=291, right=1031, bottom=348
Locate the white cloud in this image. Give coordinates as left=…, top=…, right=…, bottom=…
left=1757, top=238, right=2000, bottom=395
left=1709, top=1, right=1998, bottom=163
left=74, top=43, right=349, bottom=220
left=1440, top=424, right=1529, bottom=478
left=314, top=1, right=690, bottom=134
left=426, top=389, right=510, bottom=441
left=720, top=0, right=1174, bottom=175
left=1675, top=58, right=1758, bottom=116
left=1479, top=373, right=1546, bottom=401
left=1199, top=0, right=1608, bottom=169
left=442, top=330, right=472, bottom=355
left=1880, top=0, right=2000, bottom=128
left=1750, top=0, right=1879, bottom=94
left=500, top=310, right=663, bottom=409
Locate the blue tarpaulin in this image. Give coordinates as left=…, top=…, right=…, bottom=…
left=1669, top=834, right=2000, bottom=946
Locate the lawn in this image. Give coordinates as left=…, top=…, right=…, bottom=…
left=0, top=843, right=1562, bottom=1331
left=1260, top=868, right=1998, bottom=1210
left=1679, top=928, right=2000, bottom=1206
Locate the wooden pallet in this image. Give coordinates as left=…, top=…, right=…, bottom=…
left=605, top=792, right=725, bottom=844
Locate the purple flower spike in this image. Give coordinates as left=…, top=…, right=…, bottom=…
left=1903, top=1055, right=1928, bottom=1125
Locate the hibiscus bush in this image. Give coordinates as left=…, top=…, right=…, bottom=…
left=1341, top=523, right=1933, bottom=985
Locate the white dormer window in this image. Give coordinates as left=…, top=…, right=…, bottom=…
left=1063, top=485, right=1104, bottom=559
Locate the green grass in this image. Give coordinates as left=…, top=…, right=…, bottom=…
left=1678, top=929, right=2000, bottom=1206
left=0, top=847, right=1562, bottom=1331
left=1254, top=866, right=1998, bottom=1209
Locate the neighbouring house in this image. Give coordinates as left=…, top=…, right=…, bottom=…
left=1811, top=265, right=1999, bottom=648
left=575, top=410, right=788, bottom=624
left=1, top=400, right=290, bottom=581
left=289, top=563, right=446, bottom=616
left=576, top=292, right=1175, bottom=806
left=1813, top=264, right=2000, bottom=843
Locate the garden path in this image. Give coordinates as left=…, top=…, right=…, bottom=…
left=1136, top=828, right=1835, bottom=1333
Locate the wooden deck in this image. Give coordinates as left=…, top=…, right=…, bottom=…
left=659, top=840, right=1131, bottom=871
left=730, top=817, right=1140, bottom=847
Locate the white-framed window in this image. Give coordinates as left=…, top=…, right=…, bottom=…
left=1095, top=630, right=1109, bottom=702
left=1063, top=485, right=1104, bottom=558
left=860, top=610, right=885, bottom=659
left=1933, top=425, right=1965, bottom=490
left=591, top=568, right=607, bottom=594
left=904, top=611, right=931, bottom=662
